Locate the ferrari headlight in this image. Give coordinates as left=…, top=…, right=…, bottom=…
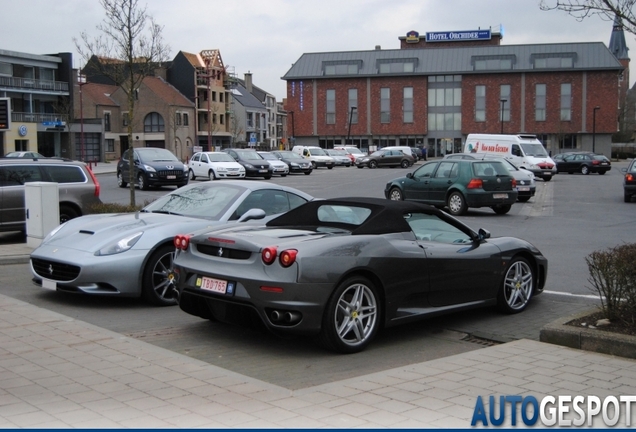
left=95, top=231, right=143, bottom=256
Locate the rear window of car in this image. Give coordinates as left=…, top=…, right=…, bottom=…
left=472, top=161, right=508, bottom=177
left=0, top=165, right=43, bottom=186
left=317, top=205, right=372, bottom=225
left=42, top=165, right=87, bottom=183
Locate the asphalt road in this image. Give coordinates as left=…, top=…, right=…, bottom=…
left=0, top=161, right=624, bottom=390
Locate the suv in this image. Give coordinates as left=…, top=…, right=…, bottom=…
left=117, top=148, right=188, bottom=190
left=0, top=158, right=102, bottom=233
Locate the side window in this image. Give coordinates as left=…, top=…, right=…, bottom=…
left=511, top=144, right=521, bottom=157
left=42, top=166, right=86, bottom=183
left=413, top=162, right=437, bottom=179
left=434, top=161, right=455, bottom=178
left=234, top=190, right=307, bottom=218
left=405, top=212, right=472, bottom=244
left=565, top=155, right=576, bottom=162
left=2, top=165, right=43, bottom=185
left=191, top=154, right=200, bottom=162
left=200, top=154, right=208, bottom=163
left=288, top=192, right=308, bottom=211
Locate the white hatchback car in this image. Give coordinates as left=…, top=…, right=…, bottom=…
left=258, top=152, right=290, bottom=177
left=188, top=152, right=246, bottom=180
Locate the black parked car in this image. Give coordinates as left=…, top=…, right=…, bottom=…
left=553, top=151, right=611, bottom=175
left=117, top=148, right=188, bottom=190
left=271, top=150, right=313, bottom=175
left=385, top=159, right=518, bottom=216
left=356, top=149, right=414, bottom=169
left=622, top=159, right=636, bottom=202
left=224, top=149, right=273, bottom=179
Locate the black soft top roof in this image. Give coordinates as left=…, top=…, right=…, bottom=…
left=267, top=197, right=441, bottom=235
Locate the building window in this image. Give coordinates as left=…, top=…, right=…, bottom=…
left=0, top=62, right=12, bottom=76
left=561, top=83, right=572, bottom=121
left=220, top=114, right=224, bottom=125
left=106, top=138, right=115, bottom=152
left=183, top=113, right=189, bottom=126
left=104, top=112, right=111, bottom=132
left=348, top=89, right=358, bottom=124
left=247, top=112, right=254, bottom=128
left=428, top=88, right=461, bottom=107
left=427, top=113, right=461, bottom=131
left=220, top=92, right=224, bottom=103
left=533, top=54, right=575, bottom=69
left=143, top=112, right=164, bottom=132
left=403, top=87, right=413, bottom=123
left=212, top=113, right=217, bottom=124
left=212, top=91, right=216, bottom=102
left=122, top=112, right=129, bottom=127
left=323, top=61, right=361, bottom=75
left=475, top=85, right=486, bottom=122
left=326, top=89, right=335, bottom=124
left=472, top=55, right=515, bottom=71
left=500, top=85, right=511, bottom=122
left=175, top=112, right=181, bottom=126
left=15, top=140, right=27, bottom=151
left=380, top=88, right=390, bottom=123
left=535, top=84, right=546, bottom=121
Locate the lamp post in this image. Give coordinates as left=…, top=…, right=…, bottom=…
left=289, top=110, right=295, bottom=147
left=500, top=99, right=507, bottom=134
left=347, top=106, right=357, bottom=145
left=78, top=72, right=87, bottom=162
left=592, top=106, right=600, bottom=153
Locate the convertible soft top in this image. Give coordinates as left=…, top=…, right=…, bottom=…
left=267, top=197, right=440, bottom=235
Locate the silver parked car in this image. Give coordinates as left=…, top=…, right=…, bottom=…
left=30, top=181, right=313, bottom=306
left=0, top=158, right=102, bottom=232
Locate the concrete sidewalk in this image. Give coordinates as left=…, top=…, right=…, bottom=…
left=0, top=290, right=634, bottom=427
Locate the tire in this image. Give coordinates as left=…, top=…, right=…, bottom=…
left=447, top=191, right=467, bottom=216
left=209, top=169, right=216, bottom=180
left=369, top=160, right=378, bottom=169
left=141, top=244, right=179, bottom=306
left=517, top=196, right=530, bottom=203
left=117, top=171, right=127, bottom=188
left=138, top=173, right=149, bottom=190
left=581, top=165, right=590, bottom=175
left=317, top=276, right=381, bottom=354
left=327, top=166, right=333, bottom=170
left=388, top=187, right=404, bottom=201
left=264, top=175, right=272, bottom=180
left=304, top=171, right=311, bottom=175
left=357, top=166, right=364, bottom=169
left=189, top=169, right=196, bottom=181
left=400, top=160, right=409, bottom=168
left=625, top=193, right=631, bottom=203
left=281, top=174, right=287, bottom=177
left=598, top=171, right=606, bottom=175
left=543, top=176, right=552, bottom=181
left=497, top=257, right=534, bottom=314
left=492, top=204, right=512, bottom=215
left=311, top=161, right=317, bottom=169
left=59, top=205, right=79, bottom=224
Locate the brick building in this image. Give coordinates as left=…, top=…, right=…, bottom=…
left=283, top=23, right=629, bottom=158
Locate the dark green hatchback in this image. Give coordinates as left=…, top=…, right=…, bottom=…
left=385, top=159, right=518, bottom=216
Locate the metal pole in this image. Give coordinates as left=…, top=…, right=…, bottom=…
left=347, top=106, right=357, bottom=145
left=79, top=75, right=86, bottom=162
left=593, top=106, right=600, bottom=153
left=500, top=99, right=506, bottom=134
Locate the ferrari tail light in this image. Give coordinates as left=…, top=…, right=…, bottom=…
left=174, top=234, right=191, bottom=250
left=279, top=249, right=298, bottom=267
left=262, top=246, right=278, bottom=264
left=467, top=178, right=483, bottom=189
left=627, top=174, right=634, bottom=182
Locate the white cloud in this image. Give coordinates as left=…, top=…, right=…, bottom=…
left=1, top=0, right=632, bottom=100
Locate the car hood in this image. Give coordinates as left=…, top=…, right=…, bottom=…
left=38, top=212, right=220, bottom=253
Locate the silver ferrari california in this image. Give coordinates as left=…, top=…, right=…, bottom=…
left=172, top=197, right=548, bottom=353
left=30, top=181, right=313, bottom=305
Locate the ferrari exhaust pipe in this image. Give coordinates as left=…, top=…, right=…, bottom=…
left=270, top=310, right=282, bottom=322
left=283, top=311, right=301, bottom=324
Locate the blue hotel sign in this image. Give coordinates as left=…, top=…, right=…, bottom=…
left=426, top=29, right=491, bottom=42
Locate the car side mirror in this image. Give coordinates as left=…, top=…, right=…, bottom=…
left=477, top=228, right=491, bottom=241
left=406, top=172, right=413, bottom=179
left=238, top=208, right=267, bottom=222
left=621, top=168, right=627, bottom=173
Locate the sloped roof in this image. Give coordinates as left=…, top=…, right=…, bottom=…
left=231, top=82, right=266, bottom=110
left=609, top=15, right=629, bottom=60
left=82, top=83, right=119, bottom=106
left=143, top=76, right=194, bottom=107
left=282, top=42, right=623, bottom=80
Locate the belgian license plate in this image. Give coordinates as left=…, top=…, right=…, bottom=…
left=259, top=169, right=268, bottom=173
left=198, top=276, right=227, bottom=294
left=167, top=175, right=176, bottom=179
left=493, top=193, right=508, bottom=199
left=42, top=278, right=56, bottom=291
left=544, top=172, right=552, bottom=176
left=518, top=187, right=530, bottom=192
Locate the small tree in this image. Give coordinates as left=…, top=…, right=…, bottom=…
left=74, top=0, right=170, bottom=206
left=540, top=0, right=636, bottom=35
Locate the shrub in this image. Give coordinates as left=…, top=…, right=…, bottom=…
left=586, top=244, right=636, bottom=325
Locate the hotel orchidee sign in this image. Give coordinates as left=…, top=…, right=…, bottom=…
left=404, top=29, right=492, bottom=44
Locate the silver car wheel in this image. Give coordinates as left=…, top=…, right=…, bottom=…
left=142, top=245, right=178, bottom=306
left=447, top=192, right=467, bottom=216
left=334, top=283, right=378, bottom=347
left=502, top=259, right=533, bottom=312
left=389, top=187, right=403, bottom=201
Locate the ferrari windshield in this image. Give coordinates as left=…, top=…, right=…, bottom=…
left=143, top=184, right=243, bottom=219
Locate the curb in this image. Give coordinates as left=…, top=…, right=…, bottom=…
left=0, top=255, right=30, bottom=265
left=540, top=308, right=636, bottom=359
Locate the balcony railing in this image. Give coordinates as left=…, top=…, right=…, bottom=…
left=0, top=76, right=69, bottom=92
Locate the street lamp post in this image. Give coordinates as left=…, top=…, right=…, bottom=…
left=347, top=106, right=357, bottom=145
left=289, top=110, right=295, bottom=147
left=78, top=72, right=87, bottom=162
left=592, top=106, right=600, bottom=153
left=500, top=99, right=507, bottom=134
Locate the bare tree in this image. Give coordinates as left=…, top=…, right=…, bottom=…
left=540, top=0, right=636, bottom=34
left=74, top=0, right=170, bottom=206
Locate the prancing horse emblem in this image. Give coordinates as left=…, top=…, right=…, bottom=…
left=48, top=264, right=54, bottom=274
left=217, top=247, right=223, bottom=257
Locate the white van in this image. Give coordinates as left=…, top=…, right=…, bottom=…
left=464, top=134, right=556, bottom=181
left=292, top=146, right=335, bottom=169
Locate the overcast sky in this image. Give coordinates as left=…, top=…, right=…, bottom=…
left=2, top=0, right=633, bottom=100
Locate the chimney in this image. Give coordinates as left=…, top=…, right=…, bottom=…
left=244, top=71, right=252, bottom=93
left=375, top=45, right=381, bottom=50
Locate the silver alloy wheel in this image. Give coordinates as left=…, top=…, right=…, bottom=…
left=138, top=173, right=146, bottom=190
left=150, top=249, right=178, bottom=304
left=189, top=169, right=196, bottom=180
left=448, top=193, right=465, bottom=215
left=503, top=260, right=533, bottom=311
left=389, top=188, right=403, bottom=201
left=333, top=283, right=378, bottom=347
left=581, top=165, right=590, bottom=175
